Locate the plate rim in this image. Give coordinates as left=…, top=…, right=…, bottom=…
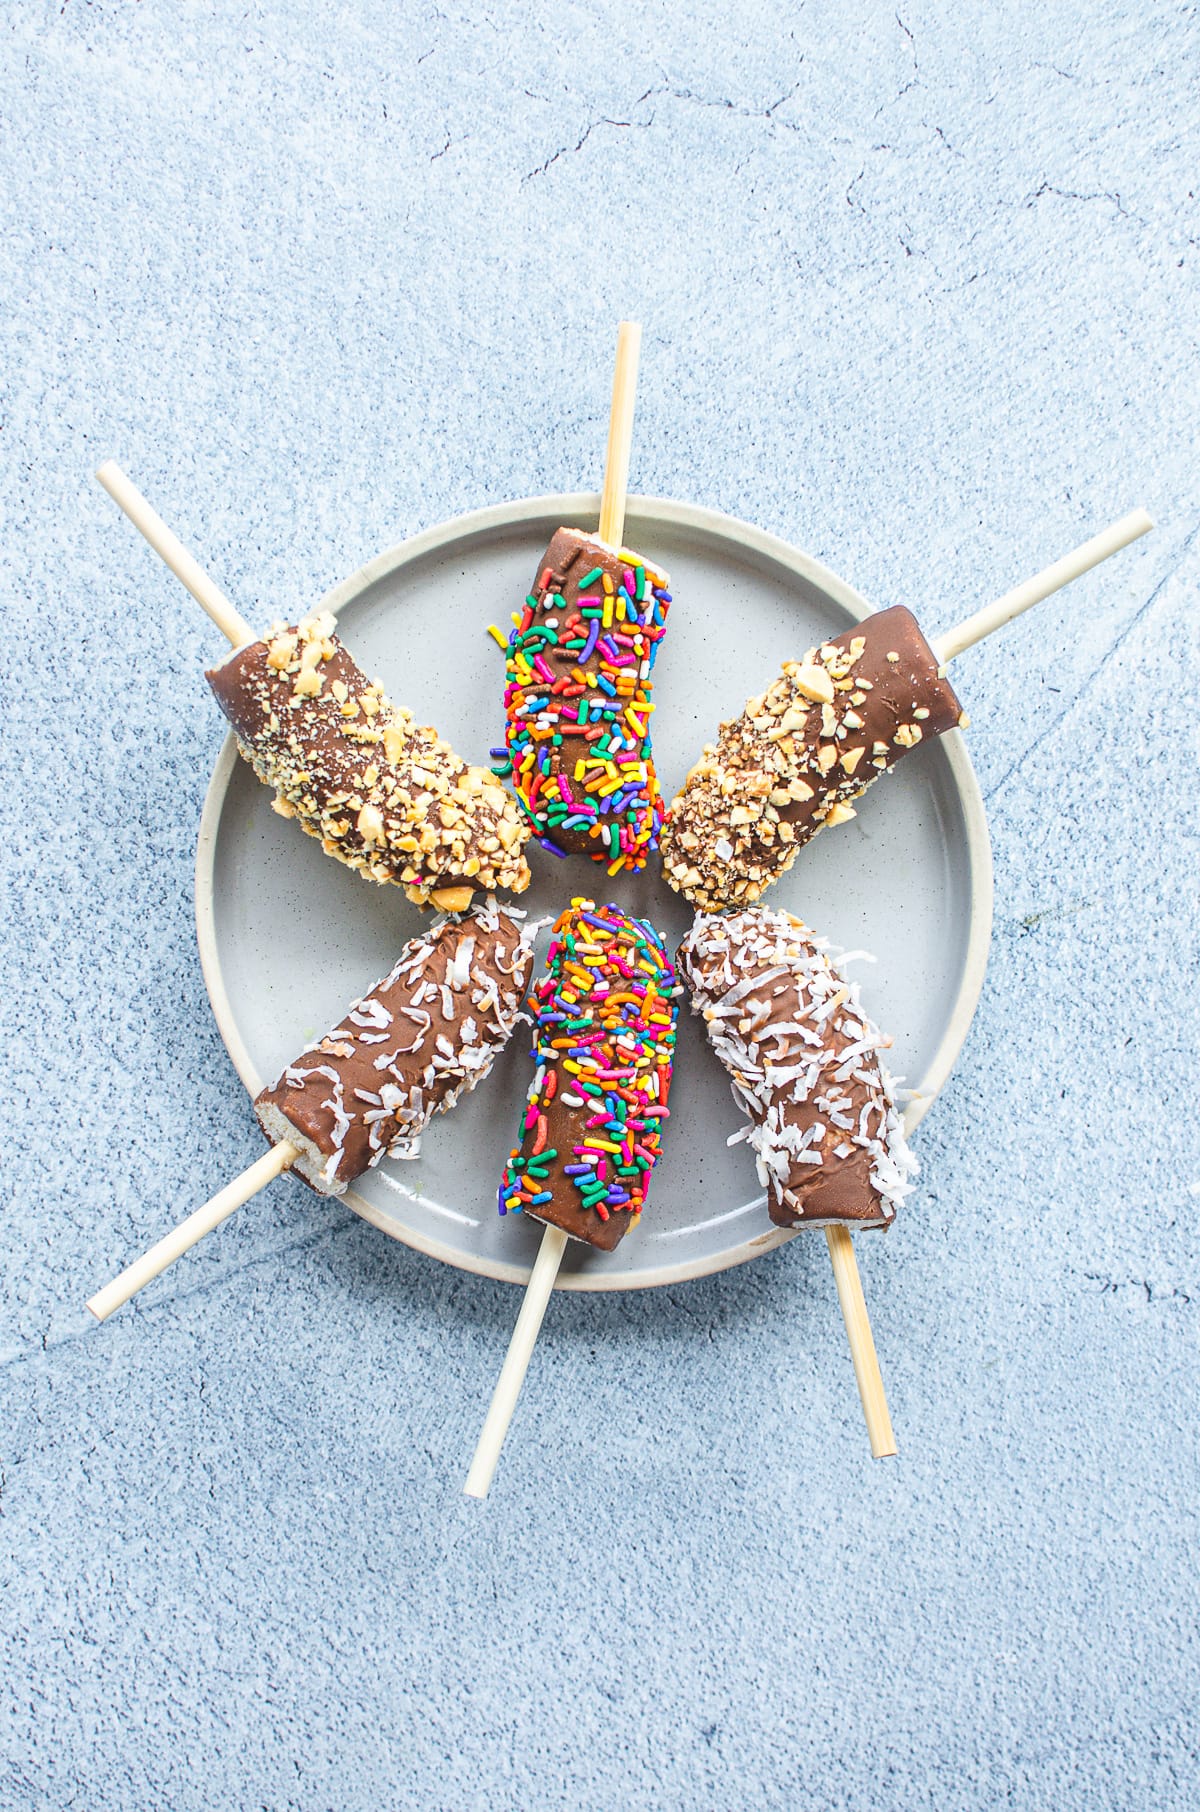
left=195, top=492, right=993, bottom=1292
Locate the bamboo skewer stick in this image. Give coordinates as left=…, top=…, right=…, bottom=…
left=825, top=1226, right=895, bottom=1458
left=464, top=323, right=643, bottom=1500
left=932, top=509, right=1153, bottom=664
left=597, top=321, right=641, bottom=547
left=87, top=1142, right=296, bottom=1322
left=464, top=1225, right=569, bottom=1498
left=95, top=461, right=256, bottom=648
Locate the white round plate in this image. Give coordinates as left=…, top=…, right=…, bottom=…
left=196, top=496, right=992, bottom=1290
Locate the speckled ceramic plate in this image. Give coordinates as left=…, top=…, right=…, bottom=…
left=196, top=495, right=992, bottom=1289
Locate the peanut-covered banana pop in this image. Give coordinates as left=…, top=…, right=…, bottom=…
left=663, top=608, right=961, bottom=912
left=678, top=907, right=916, bottom=1230
left=663, top=509, right=1156, bottom=913
left=87, top=901, right=537, bottom=1320
left=498, top=530, right=672, bottom=871
left=95, top=463, right=532, bottom=912
left=210, top=612, right=531, bottom=909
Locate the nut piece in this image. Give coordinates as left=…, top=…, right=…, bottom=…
left=824, top=802, right=857, bottom=828
left=430, top=885, right=475, bottom=914
left=792, top=663, right=835, bottom=704
left=357, top=802, right=385, bottom=844
left=266, top=635, right=297, bottom=671
left=292, top=667, right=322, bottom=699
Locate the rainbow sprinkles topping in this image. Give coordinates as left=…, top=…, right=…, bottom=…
left=493, top=527, right=672, bottom=872
left=499, top=898, right=680, bottom=1250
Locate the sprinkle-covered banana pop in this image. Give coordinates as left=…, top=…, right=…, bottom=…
left=678, top=907, right=916, bottom=1230
left=87, top=901, right=537, bottom=1320
left=497, top=530, right=672, bottom=871
left=662, top=512, right=1155, bottom=912
left=96, top=463, right=532, bottom=912
left=499, top=898, right=680, bottom=1251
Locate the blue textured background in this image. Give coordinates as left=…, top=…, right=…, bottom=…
left=2, top=4, right=1197, bottom=1807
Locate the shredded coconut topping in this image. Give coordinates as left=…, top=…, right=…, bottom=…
left=254, top=898, right=538, bottom=1196
left=678, top=906, right=917, bottom=1229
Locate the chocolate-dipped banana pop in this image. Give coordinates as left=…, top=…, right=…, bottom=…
left=210, top=611, right=530, bottom=907
left=491, top=320, right=670, bottom=874
left=663, top=609, right=959, bottom=911
left=96, top=463, right=532, bottom=912
left=678, top=907, right=916, bottom=1230
left=87, top=901, right=537, bottom=1320
left=662, top=512, right=1154, bottom=912
left=498, top=530, right=671, bottom=870
left=255, top=899, right=538, bottom=1194
left=679, top=904, right=910, bottom=1456
left=499, top=898, right=680, bottom=1251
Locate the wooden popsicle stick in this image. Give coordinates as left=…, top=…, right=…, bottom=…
left=824, top=1226, right=896, bottom=1458
left=597, top=321, right=641, bottom=548
left=932, top=509, right=1153, bottom=664
left=464, top=1224, right=569, bottom=1498
left=465, top=324, right=643, bottom=1498
left=95, top=460, right=258, bottom=649
left=86, top=1141, right=296, bottom=1322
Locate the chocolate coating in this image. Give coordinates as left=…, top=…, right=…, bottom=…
left=678, top=908, right=917, bottom=1230
left=254, top=901, right=537, bottom=1195
left=661, top=606, right=963, bottom=911
left=208, top=613, right=531, bottom=906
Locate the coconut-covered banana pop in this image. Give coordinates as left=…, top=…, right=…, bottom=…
left=87, top=901, right=537, bottom=1320
left=210, top=612, right=531, bottom=909
left=678, top=907, right=916, bottom=1230
left=662, top=511, right=1156, bottom=912
left=95, top=462, right=532, bottom=912
left=679, top=903, right=916, bottom=1457
left=497, top=529, right=671, bottom=871
left=499, top=897, right=680, bottom=1251
left=662, top=608, right=962, bottom=912
left=255, top=899, right=538, bottom=1194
